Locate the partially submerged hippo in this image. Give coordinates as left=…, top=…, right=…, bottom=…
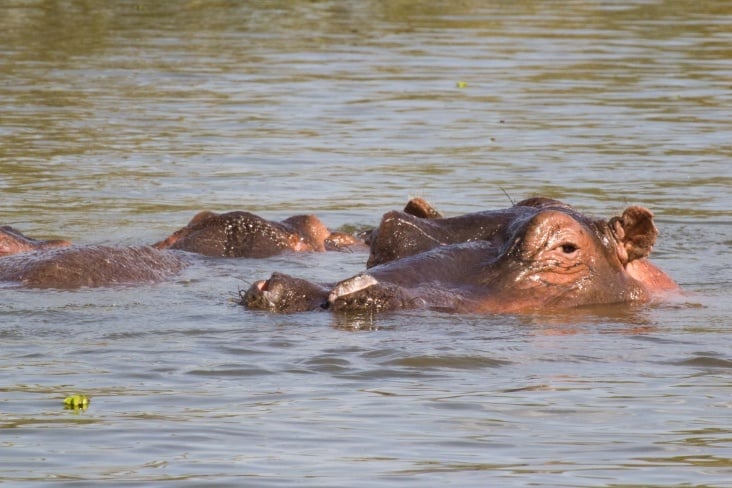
left=153, top=211, right=363, bottom=257
left=367, top=197, right=564, bottom=267
left=0, top=225, right=72, bottom=257
left=0, top=226, right=185, bottom=289
left=0, top=208, right=363, bottom=289
left=242, top=198, right=679, bottom=314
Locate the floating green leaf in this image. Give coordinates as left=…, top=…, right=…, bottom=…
left=63, top=394, right=90, bottom=411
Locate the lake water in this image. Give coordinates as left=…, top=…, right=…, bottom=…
left=1, top=1, right=731, bottom=486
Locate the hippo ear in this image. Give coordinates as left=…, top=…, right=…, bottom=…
left=187, top=210, right=218, bottom=226
left=403, top=198, right=443, bottom=219
left=0, top=239, right=13, bottom=256
left=609, top=206, right=658, bottom=264
left=0, top=227, right=27, bottom=256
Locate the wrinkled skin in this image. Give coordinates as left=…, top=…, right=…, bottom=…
left=366, top=197, right=573, bottom=267
left=242, top=198, right=679, bottom=314
left=0, top=226, right=186, bottom=289
left=153, top=211, right=363, bottom=257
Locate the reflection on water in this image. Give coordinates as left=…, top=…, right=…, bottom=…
left=1, top=0, right=731, bottom=486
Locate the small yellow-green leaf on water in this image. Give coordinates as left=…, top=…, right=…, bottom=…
left=63, top=394, right=90, bottom=410
left=456, top=81, right=467, bottom=89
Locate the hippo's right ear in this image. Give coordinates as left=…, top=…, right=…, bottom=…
left=609, top=206, right=658, bottom=264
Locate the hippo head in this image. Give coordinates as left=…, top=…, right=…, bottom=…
left=153, top=211, right=361, bottom=257
left=244, top=200, right=675, bottom=314
left=241, top=272, right=331, bottom=313
left=0, top=226, right=71, bottom=257
left=366, top=197, right=575, bottom=268
left=332, top=203, right=664, bottom=313
left=468, top=205, right=658, bottom=312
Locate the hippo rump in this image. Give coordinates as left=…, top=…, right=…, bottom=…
left=0, top=226, right=186, bottom=289
left=153, top=210, right=363, bottom=258
left=242, top=198, right=679, bottom=314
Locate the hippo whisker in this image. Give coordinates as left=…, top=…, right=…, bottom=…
left=499, top=186, right=516, bottom=206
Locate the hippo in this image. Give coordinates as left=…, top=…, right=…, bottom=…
left=0, top=225, right=72, bottom=257
left=366, top=197, right=569, bottom=268
left=241, top=198, right=679, bottom=314
left=0, top=208, right=364, bottom=289
left=0, top=226, right=186, bottom=289
left=153, top=210, right=363, bottom=257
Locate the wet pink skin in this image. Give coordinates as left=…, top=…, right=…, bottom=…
left=0, top=225, right=71, bottom=257
left=243, top=199, right=680, bottom=314
left=626, top=258, right=679, bottom=293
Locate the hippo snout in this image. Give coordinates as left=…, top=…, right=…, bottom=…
left=241, top=272, right=330, bottom=313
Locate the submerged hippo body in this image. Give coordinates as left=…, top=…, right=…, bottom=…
left=153, top=211, right=362, bottom=258
left=0, top=246, right=186, bottom=289
left=242, top=199, right=679, bottom=314
left=0, top=206, right=365, bottom=288
left=0, top=226, right=185, bottom=289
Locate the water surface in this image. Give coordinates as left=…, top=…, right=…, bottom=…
left=1, top=1, right=731, bottom=486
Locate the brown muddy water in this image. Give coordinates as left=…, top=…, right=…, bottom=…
left=1, top=1, right=731, bottom=486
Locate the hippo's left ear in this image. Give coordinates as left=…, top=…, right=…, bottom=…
left=609, top=206, right=658, bottom=264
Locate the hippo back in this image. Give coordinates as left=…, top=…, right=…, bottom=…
left=0, top=246, right=186, bottom=289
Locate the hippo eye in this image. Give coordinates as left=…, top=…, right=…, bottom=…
left=560, top=243, right=578, bottom=254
